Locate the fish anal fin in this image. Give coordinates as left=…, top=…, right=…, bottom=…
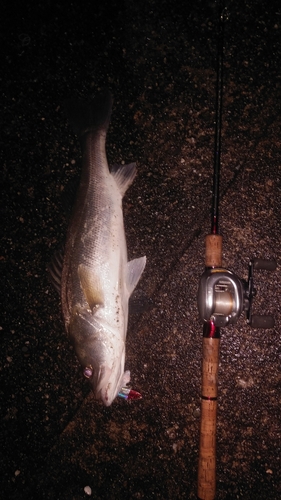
left=78, top=264, right=104, bottom=310
left=110, top=163, right=137, bottom=197
left=126, top=256, right=146, bottom=296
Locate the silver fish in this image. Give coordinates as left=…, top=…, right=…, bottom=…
left=54, top=91, right=146, bottom=406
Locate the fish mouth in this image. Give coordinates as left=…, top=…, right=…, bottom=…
left=97, top=375, right=122, bottom=407
left=92, top=364, right=124, bottom=406
left=91, top=365, right=115, bottom=406
left=83, top=362, right=121, bottom=405
left=99, top=387, right=115, bottom=407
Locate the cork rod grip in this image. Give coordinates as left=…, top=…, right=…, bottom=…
left=205, top=234, right=222, bottom=268
left=197, top=337, right=220, bottom=500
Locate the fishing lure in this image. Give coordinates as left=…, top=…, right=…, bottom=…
left=118, top=387, right=142, bottom=400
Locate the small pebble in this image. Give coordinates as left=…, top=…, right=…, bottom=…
left=193, top=407, right=201, bottom=418
left=84, top=485, right=92, bottom=496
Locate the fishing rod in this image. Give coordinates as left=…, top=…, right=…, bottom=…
left=196, top=2, right=276, bottom=499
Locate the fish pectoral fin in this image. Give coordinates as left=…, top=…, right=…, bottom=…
left=78, top=264, right=104, bottom=310
left=126, top=256, right=146, bottom=296
left=110, top=163, right=137, bottom=197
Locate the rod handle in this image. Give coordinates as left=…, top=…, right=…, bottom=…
left=205, top=234, right=223, bottom=268
left=198, top=337, right=220, bottom=500
left=249, top=315, right=275, bottom=329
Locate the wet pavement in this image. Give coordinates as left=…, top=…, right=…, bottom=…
left=1, top=1, right=281, bottom=498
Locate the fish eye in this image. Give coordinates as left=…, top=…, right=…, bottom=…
left=83, top=366, right=93, bottom=379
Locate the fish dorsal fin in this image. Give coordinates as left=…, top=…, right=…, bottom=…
left=110, top=163, right=137, bottom=197
left=126, top=256, right=146, bottom=296
left=47, top=247, right=65, bottom=294
left=78, top=264, right=104, bottom=310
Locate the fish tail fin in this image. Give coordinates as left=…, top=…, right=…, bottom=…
left=64, top=90, right=113, bottom=137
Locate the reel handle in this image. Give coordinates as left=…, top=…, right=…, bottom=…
left=247, top=259, right=277, bottom=329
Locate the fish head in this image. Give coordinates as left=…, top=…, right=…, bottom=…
left=68, top=305, right=126, bottom=406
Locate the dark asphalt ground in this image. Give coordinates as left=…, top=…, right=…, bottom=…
left=1, top=1, right=281, bottom=498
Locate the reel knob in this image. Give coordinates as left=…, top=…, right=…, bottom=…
left=249, top=315, right=275, bottom=329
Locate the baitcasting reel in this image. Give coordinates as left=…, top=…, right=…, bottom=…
left=198, top=258, right=277, bottom=329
